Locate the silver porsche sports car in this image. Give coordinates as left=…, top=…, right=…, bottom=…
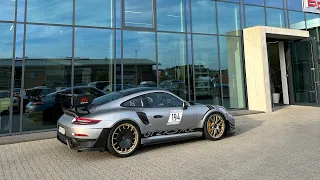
left=57, top=87, right=235, bottom=157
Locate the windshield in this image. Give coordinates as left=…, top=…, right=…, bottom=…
left=90, top=92, right=122, bottom=106
left=0, top=92, right=9, bottom=98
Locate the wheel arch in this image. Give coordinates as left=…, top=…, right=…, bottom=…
left=200, top=110, right=229, bottom=130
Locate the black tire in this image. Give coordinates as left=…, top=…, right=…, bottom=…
left=203, top=113, right=227, bottom=141
left=107, top=121, right=141, bottom=158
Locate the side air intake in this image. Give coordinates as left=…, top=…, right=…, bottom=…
left=206, top=105, right=215, bottom=110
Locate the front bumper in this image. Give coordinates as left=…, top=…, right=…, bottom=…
left=57, top=128, right=111, bottom=151
left=225, top=113, right=235, bottom=134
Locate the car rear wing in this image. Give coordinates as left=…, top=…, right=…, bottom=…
left=56, top=93, right=94, bottom=117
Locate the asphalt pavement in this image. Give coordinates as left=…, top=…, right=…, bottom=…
left=0, top=105, right=319, bottom=180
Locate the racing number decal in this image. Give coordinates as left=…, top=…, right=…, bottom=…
left=167, top=110, right=183, bottom=125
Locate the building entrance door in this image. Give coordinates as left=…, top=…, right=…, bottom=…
left=290, top=38, right=320, bottom=104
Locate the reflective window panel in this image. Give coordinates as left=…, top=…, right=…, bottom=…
left=157, top=0, right=186, bottom=32
left=0, top=23, right=14, bottom=135
left=123, top=31, right=156, bottom=88
left=17, top=0, right=25, bottom=22
left=75, top=0, right=114, bottom=27
left=27, top=0, right=72, bottom=24
left=217, top=2, right=241, bottom=36
left=191, top=0, right=217, bottom=34
left=266, top=8, right=285, bottom=28
left=243, top=0, right=264, bottom=6
left=306, top=13, right=320, bottom=41
left=193, top=34, right=221, bottom=105
left=245, top=5, right=266, bottom=28
left=0, top=0, right=15, bottom=21
left=23, top=25, right=72, bottom=132
left=219, top=36, right=246, bottom=109
left=124, top=0, right=153, bottom=28
left=265, top=0, right=283, bottom=8
left=12, top=24, right=24, bottom=133
left=158, top=33, right=187, bottom=100
left=74, top=28, right=114, bottom=93
left=288, top=11, right=306, bottom=30
left=287, top=0, right=303, bottom=11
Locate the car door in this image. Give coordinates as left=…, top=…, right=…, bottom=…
left=142, top=92, right=199, bottom=132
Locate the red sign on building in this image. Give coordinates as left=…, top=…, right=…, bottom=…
left=303, top=0, right=320, bottom=12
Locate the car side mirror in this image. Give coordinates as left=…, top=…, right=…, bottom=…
left=183, top=102, right=188, bottom=110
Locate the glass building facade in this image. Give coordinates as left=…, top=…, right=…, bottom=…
left=0, top=0, right=319, bottom=135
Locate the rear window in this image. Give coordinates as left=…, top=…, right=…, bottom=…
left=90, top=92, right=122, bottom=106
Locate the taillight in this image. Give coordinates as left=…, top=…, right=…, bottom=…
left=32, top=101, right=46, bottom=105
left=72, top=117, right=101, bottom=125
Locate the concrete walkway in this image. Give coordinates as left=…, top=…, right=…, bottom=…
left=0, top=105, right=319, bottom=179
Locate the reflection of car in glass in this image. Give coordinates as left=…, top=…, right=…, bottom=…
left=57, top=87, right=235, bottom=158
left=160, top=80, right=186, bottom=97
left=88, top=81, right=109, bottom=90
left=22, top=86, right=56, bottom=113
left=102, top=84, right=135, bottom=93
left=25, top=86, right=106, bottom=124
left=0, top=90, right=19, bottom=114
left=138, top=81, right=157, bottom=87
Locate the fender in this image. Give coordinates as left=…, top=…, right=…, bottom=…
left=199, top=109, right=226, bottom=128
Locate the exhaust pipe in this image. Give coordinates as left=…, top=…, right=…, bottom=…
left=66, top=139, right=75, bottom=149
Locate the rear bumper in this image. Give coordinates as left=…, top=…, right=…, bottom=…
left=57, top=128, right=111, bottom=151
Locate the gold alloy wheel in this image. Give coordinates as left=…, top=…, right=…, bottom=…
left=207, top=114, right=225, bottom=139
left=111, top=123, right=139, bottom=155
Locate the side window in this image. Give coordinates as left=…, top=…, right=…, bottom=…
left=144, top=92, right=182, bottom=108
left=121, top=96, right=144, bottom=108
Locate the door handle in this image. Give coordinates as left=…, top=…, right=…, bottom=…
left=153, top=115, right=163, bottom=118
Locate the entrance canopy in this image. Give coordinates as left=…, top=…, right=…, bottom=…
left=243, top=26, right=309, bottom=113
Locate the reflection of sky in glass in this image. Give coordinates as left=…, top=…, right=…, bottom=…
left=25, top=25, right=72, bottom=58
left=223, top=0, right=239, bottom=3
left=27, top=0, right=72, bottom=24
left=116, top=30, right=121, bottom=58
left=76, top=0, right=113, bottom=27
left=288, top=11, right=305, bottom=30
left=17, top=0, right=25, bottom=22
left=15, top=24, right=24, bottom=58
left=244, top=0, right=264, bottom=6
left=157, top=0, right=185, bottom=32
left=266, top=0, right=283, bottom=8
left=193, top=35, right=219, bottom=71
left=217, top=2, right=240, bottom=36
left=192, top=0, right=217, bottom=34
left=0, top=23, right=13, bottom=58
left=306, top=13, right=320, bottom=29
left=125, top=0, right=153, bottom=28
left=123, top=31, right=155, bottom=61
left=158, top=33, right=186, bottom=70
left=186, top=0, right=191, bottom=33
left=287, top=0, right=303, bottom=11
left=245, top=5, right=265, bottom=28
left=0, top=1, right=14, bottom=21
left=116, top=0, right=122, bottom=28
left=266, top=8, right=285, bottom=28
left=75, top=28, right=113, bottom=59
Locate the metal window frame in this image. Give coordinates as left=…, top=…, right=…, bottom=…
left=114, top=0, right=117, bottom=91
left=8, top=0, right=19, bottom=135
left=18, top=0, right=28, bottom=134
